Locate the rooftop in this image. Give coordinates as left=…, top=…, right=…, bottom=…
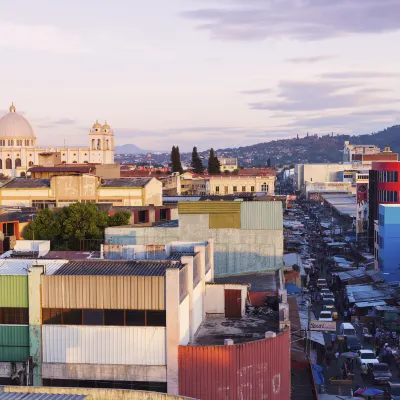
left=28, top=165, right=95, bottom=173
left=100, top=177, right=151, bottom=188
left=192, top=315, right=279, bottom=346
left=0, top=393, right=86, bottom=400
left=42, top=251, right=101, bottom=260
left=53, top=260, right=185, bottom=276
left=214, top=271, right=277, bottom=293
left=167, top=252, right=197, bottom=260
left=2, top=178, right=50, bottom=189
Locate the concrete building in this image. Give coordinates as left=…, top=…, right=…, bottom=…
left=105, top=201, right=284, bottom=277
left=219, top=157, right=238, bottom=172
left=343, top=141, right=381, bottom=162
left=28, top=163, right=120, bottom=179
left=0, top=176, right=162, bottom=208
left=374, top=204, right=400, bottom=283
left=179, top=172, right=208, bottom=196
left=0, top=104, right=114, bottom=177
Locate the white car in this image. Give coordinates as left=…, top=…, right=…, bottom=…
left=357, top=349, right=379, bottom=366
left=317, top=279, right=328, bottom=289
left=319, top=311, right=333, bottom=322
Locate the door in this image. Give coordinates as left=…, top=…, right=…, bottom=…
left=224, top=289, right=242, bottom=318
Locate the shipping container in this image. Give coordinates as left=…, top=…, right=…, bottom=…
left=42, top=325, right=166, bottom=365
left=179, top=328, right=290, bottom=400
left=41, top=275, right=165, bottom=310
left=0, top=276, right=28, bottom=307
left=0, top=325, right=29, bottom=362
left=240, top=202, right=283, bottom=230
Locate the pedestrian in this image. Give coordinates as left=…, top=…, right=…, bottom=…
left=335, top=351, right=339, bottom=363
left=392, top=331, right=397, bottom=345
left=331, top=332, right=336, bottom=349
left=343, top=310, right=348, bottom=321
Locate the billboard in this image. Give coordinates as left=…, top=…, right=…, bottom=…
left=356, top=182, right=369, bottom=235
left=309, top=320, right=336, bottom=332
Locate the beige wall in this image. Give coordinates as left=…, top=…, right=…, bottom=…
left=209, top=175, right=275, bottom=195
left=144, top=177, right=163, bottom=206
left=38, top=152, right=62, bottom=166
left=95, top=163, right=120, bottom=178
left=205, top=283, right=247, bottom=316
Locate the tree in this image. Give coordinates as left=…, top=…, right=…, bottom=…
left=191, top=146, right=204, bottom=174
left=23, top=204, right=131, bottom=250
left=170, top=146, right=183, bottom=174
left=207, top=148, right=221, bottom=174
left=267, top=158, right=271, bottom=168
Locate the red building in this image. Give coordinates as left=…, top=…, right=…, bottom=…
left=368, top=161, right=400, bottom=247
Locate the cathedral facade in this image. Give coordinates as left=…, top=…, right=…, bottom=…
left=0, top=103, right=115, bottom=177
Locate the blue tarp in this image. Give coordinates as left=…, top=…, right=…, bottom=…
left=312, top=364, right=325, bottom=385
left=285, top=283, right=301, bottom=294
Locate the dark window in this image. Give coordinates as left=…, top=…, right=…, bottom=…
left=126, top=310, right=146, bottom=326
left=146, top=310, right=166, bottom=327
left=4, top=222, right=15, bottom=236
left=0, top=308, right=28, bottom=324
left=42, top=308, right=62, bottom=324
left=138, top=210, right=148, bottom=224
left=104, top=309, right=124, bottom=326
left=62, top=309, right=82, bottom=325
left=159, top=208, right=168, bottom=221
left=83, top=310, right=103, bottom=325
left=14, top=158, right=21, bottom=168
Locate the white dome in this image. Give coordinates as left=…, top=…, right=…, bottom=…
left=0, top=105, right=35, bottom=137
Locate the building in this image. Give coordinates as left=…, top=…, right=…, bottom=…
left=219, top=157, right=238, bottom=172
left=105, top=201, right=284, bottom=277
left=28, top=163, right=120, bottom=179
left=0, top=103, right=114, bottom=177
left=368, top=161, right=400, bottom=248
left=0, top=175, right=162, bottom=208
left=343, top=141, right=381, bottom=162
left=304, top=181, right=354, bottom=201
left=179, top=172, right=208, bottom=196
left=374, top=204, right=400, bottom=283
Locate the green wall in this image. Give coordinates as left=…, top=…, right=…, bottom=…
left=0, top=276, right=28, bottom=307
left=0, top=325, right=29, bottom=361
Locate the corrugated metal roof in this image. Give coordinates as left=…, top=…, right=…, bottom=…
left=54, top=260, right=184, bottom=276
left=0, top=394, right=86, bottom=400
left=240, top=201, right=283, bottom=230
left=178, top=201, right=240, bottom=215
left=0, top=259, right=67, bottom=275
left=100, top=178, right=151, bottom=188
left=355, top=301, right=386, bottom=308
left=3, top=179, right=51, bottom=189
left=28, top=166, right=93, bottom=173
left=167, top=252, right=196, bottom=260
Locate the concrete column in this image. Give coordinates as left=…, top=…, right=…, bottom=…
left=165, top=268, right=180, bottom=396
left=207, top=238, right=215, bottom=280
left=28, top=264, right=44, bottom=386
left=194, top=245, right=206, bottom=322
left=181, top=256, right=194, bottom=341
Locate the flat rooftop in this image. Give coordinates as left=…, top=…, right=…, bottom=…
left=192, top=315, right=279, bottom=346
left=214, top=271, right=278, bottom=293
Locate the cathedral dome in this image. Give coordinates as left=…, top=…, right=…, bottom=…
left=92, top=119, right=102, bottom=130
left=102, top=121, right=111, bottom=131
left=0, top=103, right=35, bottom=137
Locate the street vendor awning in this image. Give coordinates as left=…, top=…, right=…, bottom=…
left=375, top=305, right=399, bottom=312
left=355, top=301, right=387, bottom=308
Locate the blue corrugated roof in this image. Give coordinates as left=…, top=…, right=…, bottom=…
left=0, top=393, right=86, bottom=400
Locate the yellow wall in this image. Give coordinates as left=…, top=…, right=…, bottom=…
left=209, top=175, right=275, bottom=195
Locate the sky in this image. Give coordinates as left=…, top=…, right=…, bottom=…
left=1, top=0, right=400, bottom=152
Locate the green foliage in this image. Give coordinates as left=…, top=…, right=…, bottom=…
left=207, top=148, right=221, bottom=174
left=223, top=170, right=230, bottom=174
left=232, top=169, right=239, bottom=174
left=170, top=146, right=183, bottom=174
left=23, top=204, right=131, bottom=250
left=191, top=146, right=204, bottom=174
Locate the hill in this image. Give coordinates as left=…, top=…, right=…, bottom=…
left=114, top=144, right=147, bottom=154
left=211, top=125, right=400, bottom=165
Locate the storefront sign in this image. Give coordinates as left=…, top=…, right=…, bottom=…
left=309, top=320, right=336, bottom=331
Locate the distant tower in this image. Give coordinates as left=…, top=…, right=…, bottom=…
left=89, top=120, right=115, bottom=164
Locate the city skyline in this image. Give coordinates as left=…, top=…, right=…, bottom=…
left=1, top=0, right=400, bottom=151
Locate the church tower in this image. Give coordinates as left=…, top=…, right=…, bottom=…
left=89, top=120, right=114, bottom=164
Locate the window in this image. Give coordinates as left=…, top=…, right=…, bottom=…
left=146, top=311, right=166, bottom=327
left=25, top=140, right=30, bottom=146
left=215, top=186, right=220, bottom=194
left=0, top=308, right=29, bottom=324
left=5, top=158, right=12, bottom=169
left=83, top=310, right=103, bottom=325
left=3, top=222, right=15, bottom=236
left=379, top=236, right=384, bottom=249
left=14, top=158, right=21, bottom=168
left=159, top=208, right=168, bottom=220
left=379, top=214, right=384, bottom=226
left=224, top=186, right=228, bottom=195
left=242, top=186, right=246, bottom=192
left=126, top=310, right=146, bottom=326
left=251, top=186, right=255, bottom=192
left=62, top=309, right=83, bottom=325
left=104, top=310, right=124, bottom=326
left=0, top=159, right=2, bottom=169
left=233, top=186, right=237, bottom=193
left=42, top=308, right=62, bottom=324
left=7, top=140, right=14, bottom=146
left=138, top=210, right=149, bottom=224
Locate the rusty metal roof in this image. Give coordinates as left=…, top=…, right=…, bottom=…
left=167, top=252, right=197, bottom=260
left=54, top=260, right=184, bottom=276
left=100, top=178, right=151, bottom=188
left=0, top=393, right=87, bottom=400
left=3, top=179, right=50, bottom=189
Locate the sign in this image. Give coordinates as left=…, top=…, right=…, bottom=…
left=309, top=320, right=336, bottom=332
left=356, top=182, right=369, bottom=235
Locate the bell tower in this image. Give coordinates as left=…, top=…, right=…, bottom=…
left=89, top=120, right=114, bottom=164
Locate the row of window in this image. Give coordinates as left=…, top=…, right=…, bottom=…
left=0, top=308, right=28, bottom=325
left=0, top=158, right=23, bottom=169
left=378, top=190, right=398, bottom=203
left=0, top=139, right=33, bottom=147
left=358, top=174, right=369, bottom=180
left=42, top=309, right=166, bottom=327
left=215, top=185, right=256, bottom=194
left=378, top=170, right=398, bottom=183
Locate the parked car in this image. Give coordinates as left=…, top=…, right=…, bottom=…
left=317, top=279, right=327, bottom=289
left=319, top=311, right=333, bottom=322
left=388, top=381, right=400, bottom=400
left=345, top=335, right=362, bottom=352
left=369, top=363, right=392, bottom=384
left=357, top=349, right=379, bottom=366
left=322, top=298, right=335, bottom=310
left=339, top=322, right=356, bottom=337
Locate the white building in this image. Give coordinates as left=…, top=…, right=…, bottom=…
left=343, top=141, right=380, bottom=162
left=0, top=103, right=114, bottom=177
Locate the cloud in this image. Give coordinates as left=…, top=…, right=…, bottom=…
left=0, top=21, right=90, bottom=54
left=240, top=88, right=273, bottom=95
left=249, top=80, right=397, bottom=112
left=182, top=0, right=400, bottom=41
left=320, top=71, right=400, bottom=79
left=53, top=118, right=76, bottom=125
left=286, top=55, right=335, bottom=64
